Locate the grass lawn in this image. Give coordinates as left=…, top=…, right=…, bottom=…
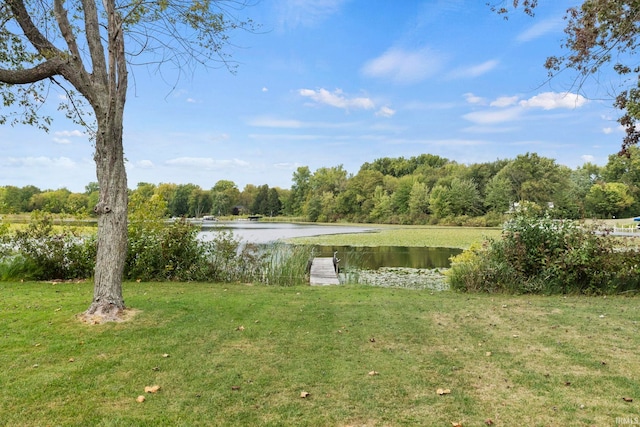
left=1, top=281, right=639, bottom=426
left=289, top=225, right=502, bottom=249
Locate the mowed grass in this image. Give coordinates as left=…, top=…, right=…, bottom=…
left=1, top=281, right=639, bottom=426
left=289, top=225, right=502, bottom=249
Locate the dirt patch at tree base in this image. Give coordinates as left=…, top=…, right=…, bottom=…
left=77, top=308, right=141, bottom=324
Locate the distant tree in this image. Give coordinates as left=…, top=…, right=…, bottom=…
left=238, top=184, right=258, bottom=214
left=408, top=181, right=430, bottom=220
left=586, top=182, right=635, bottom=218
left=429, top=178, right=482, bottom=218
left=484, top=174, right=515, bottom=214
left=133, top=182, right=157, bottom=200
left=368, top=186, right=392, bottom=223
left=305, top=194, right=323, bottom=222
left=464, top=159, right=510, bottom=199
left=29, top=188, right=71, bottom=213
left=0, top=185, right=40, bottom=213
left=309, top=165, right=348, bottom=195
left=361, top=154, right=449, bottom=178
left=336, top=169, right=384, bottom=220
left=603, top=146, right=640, bottom=189
left=496, top=153, right=570, bottom=208
left=266, top=187, right=282, bottom=216
left=289, top=167, right=311, bottom=216
left=210, top=180, right=239, bottom=216
left=66, top=192, right=90, bottom=215
left=85, top=182, right=99, bottom=195
left=188, top=188, right=212, bottom=218
left=251, top=184, right=269, bottom=215
left=390, top=176, right=414, bottom=215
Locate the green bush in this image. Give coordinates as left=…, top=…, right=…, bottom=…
left=8, top=212, right=96, bottom=280
left=125, top=218, right=201, bottom=281
left=449, top=212, right=640, bottom=295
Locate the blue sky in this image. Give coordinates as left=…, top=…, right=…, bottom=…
left=0, top=0, right=626, bottom=193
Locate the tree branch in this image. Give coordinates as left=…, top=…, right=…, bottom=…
left=81, top=0, right=108, bottom=87
left=0, top=59, right=64, bottom=84
left=53, top=0, right=82, bottom=61
left=7, top=0, right=61, bottom=56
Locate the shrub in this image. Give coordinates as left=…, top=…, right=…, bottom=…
left=9, top=212, right=96, bottom=280
left=448, top=212, right=640, bottom=295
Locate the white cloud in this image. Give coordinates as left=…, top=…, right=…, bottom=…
left=463, top=107, right=523, bottom=124
left=136, top=160, right=155, bottom=169
left=165, top=157, right=250, bottom=169
left=5, top=156, right=76, bottom=168
left=449, top=59, right=499, bottom=79
left=262, top=87, right=269, bottom=92
left=298, top=88, right=375, bottom=110
left=376, top=106, right=396, bottom=118
left=517, top=18, right=564, bottom=43
left=54, top=130, right=84, bottom=137
left=186, top=98, right=197, bottom=103
left=277, top=0, right=347, bottom=28
left=581, top=154, right=595, bottom=163
left=602, top=127, right=613, bottom=134
left=519, top=92, right=588, bottom=110
left=490, top=96, right=519, bottom=108
left=53, top=137, right=71, bottom=144
left=362, top=47, right=445, bottom=84
left=464, top=93, right=485, bottom=105
left=249, top=117, right=305, bottom=128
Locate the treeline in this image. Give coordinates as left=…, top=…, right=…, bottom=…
left=2, top=148, right=640, bottom=224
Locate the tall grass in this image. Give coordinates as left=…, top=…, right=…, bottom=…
left=261, top=243, right=313, bottom=286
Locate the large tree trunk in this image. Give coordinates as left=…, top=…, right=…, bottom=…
left=81, top=0, right=129, bottom=323
left=83, top=113, right=128, bottom=321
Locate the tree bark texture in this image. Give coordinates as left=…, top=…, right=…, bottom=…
left=83, top=0, right=129, bottom=320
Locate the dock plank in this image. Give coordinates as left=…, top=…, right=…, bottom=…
left=310, top=257, right=340, bottom=285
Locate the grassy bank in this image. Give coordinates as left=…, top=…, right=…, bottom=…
left=1, top=281, right=638, bottom=426
left=289, top=225, right=502, bottom=249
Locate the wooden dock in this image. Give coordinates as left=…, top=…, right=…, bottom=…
left=309, top=257, right=340, bottom=285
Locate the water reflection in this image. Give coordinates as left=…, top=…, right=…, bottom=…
left=312, top=245, right=461, bottom=270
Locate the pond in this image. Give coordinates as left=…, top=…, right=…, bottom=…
left=198, top=221, right=461, bottom=269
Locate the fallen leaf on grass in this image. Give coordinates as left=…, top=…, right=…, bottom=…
left=236, top=326, right=245, bottom=331
left=485, top=419, right=494, bottom=425
left=162, top=353, right=170, bottom=358
left=300, top=391, right=310, bottom=398
left=485, top=352, right=492, bottom=357
left=68, top=358, right=75, bottom=363
left=368, top=371, right=379, bottom=376
left=451, top=422, right=463, bottom=427
left=231, top=386, right=241, bottom=391
left=622, top=397, right=633, bottom=402
left=144, top=385, right=161, bottom=393
left=437, top=388, right=451, bottom=395
left=136, top=395, right=146, bottom=403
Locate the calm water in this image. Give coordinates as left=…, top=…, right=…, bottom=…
left=311, top=245, right=461, bottom=270
left=198, top=221, right=460, bottom=269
